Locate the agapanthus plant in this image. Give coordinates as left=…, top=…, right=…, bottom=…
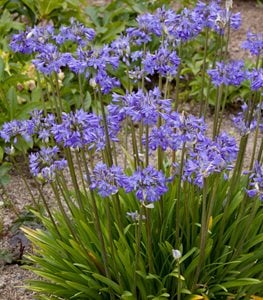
left=2, top=1, right=263, bottom=299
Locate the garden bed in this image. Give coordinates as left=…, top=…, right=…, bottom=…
left=0, top=0, right=263, bottom=299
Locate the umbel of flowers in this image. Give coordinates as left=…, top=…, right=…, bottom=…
left=1, top=0, right=263, bottom=299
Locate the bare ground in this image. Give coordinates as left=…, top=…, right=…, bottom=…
left=0, top=1, right=263, bottom=299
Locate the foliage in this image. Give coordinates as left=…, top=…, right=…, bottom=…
left=1, top=1, right=263, bottom=299
left=0, top=0, right=87, bottom=25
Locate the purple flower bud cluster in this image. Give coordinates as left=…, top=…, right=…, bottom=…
left=10, top=25, right=55, bottom=54
left=202, top=1, right=241, bottom=35
left=183, top=133, right=238, bottom=188
left=111, top=35, right=131, bottom=64
left=246, top=161, right=263, bottom=201
left=90, top=163, right=131, bottom=198
left=32, top=44, right=71, bottom=75
left=247, top=68, right=263, bottom=91
left=143, top=47, right=180, bottom=78
left=146, top=112, right=207, bottom=152
left=129, top=166, right=168, bottom=202
left=29, top=146, right=67, bottom=182
left=52, top=109, right=106, bottom=151
left=90, top=163, right=167, bottom=202
left=29, top=110, right=56, bottom=144
left=10, top=21, right=120, bottom=93
left=164, top=7, right=204, bottom=42
left=242, top=31, right=263, bottom=57
left=0, top=119, right=33, bottom=144
left=10, top=20, right=94, bottom=55
left=207, top=60, right=247, bottom=87
left=55, top=18, right=95, bottom=47
left=126, top=13, right=162, bottom=45
left=109, top=87, right=171, bottom=126
left=232, top=102, right=258, bottom=136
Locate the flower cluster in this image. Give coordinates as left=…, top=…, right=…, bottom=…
left=182, top=133, right=238, bottom=188
left=52, top=110, right=106, bottom=151
left=109, top=88, right=171, bottom=126
left=242, top=31, right=263, bottom=57
left=232, top=102, right=260, bottom=136
left=90, top=163, right=131, bottom=198
left=129, top=166, right=168, bottom=202
left=0, top=119, right=33, bottom=144
left=247, top=68, right=263, bottom=91
left=143, top=47, right=180, bottom=78
left=90, top=163, right=167, bottom=202
left=55, top=18, right=96, bottom=46
left=246, top=161, right=263, bottom=201
left=207, top=60, right=247, bottom=87
left=29, top=146, right=67, bottom=182
left=146, top=112, right=207, bottom=152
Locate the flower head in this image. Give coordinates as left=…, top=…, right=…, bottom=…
left=207, top=60, right=247, bottom=87
left=29, top=146, right=67, bottom=182
left=129, top=166, right=167, bottom=202
left=246, top=161, right=263, bottom=201
left=232, top=102, right=258, bottom=136
left=0, top=119, right=33, bottom=144
left=109, top=88, right=171, bottom=126
left=52, top=109, right=105, bottom=150
left=143, top=47, right=180, bottom=78
left=55, top=19, right=95, bottom=46
left=242, top=31, right=263, bottom=56
left=247, top=68, right=263, bottom=91
left=90, top=163, right=131, bottom=198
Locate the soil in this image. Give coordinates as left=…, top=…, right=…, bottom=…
left=0, top=1, right=263, bottom=299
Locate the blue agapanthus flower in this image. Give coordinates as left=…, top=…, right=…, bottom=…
left=246, top=161, right=263, bottom=201
left=32, top=44, right=71, bottom=74
left=109, top=88, right=171, bottom=126
left=248, top=68, right=263, bottom=91
left=0, top=119, right=34, bottom=144
left=10, top=25, right=55, bottom=54
left=242, top=31, right=263, bottom=56
left=129, top=165, right=168, bottom=202
left=126, top=12, right=162, bottom=45
left=232, top=102, right=258, bottom=136
left=207, top=60, right=247, bottom=87
left=52, top=109, right=106, bottom=150
left=55, top=18, right=95, bottom=46
left=90, top=163, right=131, bottom=198
left=29, top=146, right=67, bottom=182
left=182, top=133, right=238, bottom=188
left=143, top=47, right=180, bottom=78
left=164, top=7, right=204, bottom=42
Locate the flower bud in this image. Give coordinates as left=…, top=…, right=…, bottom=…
left=172, top=249, right=182, bottom=260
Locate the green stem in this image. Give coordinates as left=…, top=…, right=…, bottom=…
left=174, top=43, right=182, bottom=110
left=192, top=178, right=208, bottom=289
left=144, top=205, right=154, bottom=274
left=217, top=85, right=229, bottom=134
left=65, top=148, right=83, bottom=210
left=80, top=149, right=113, bottom=291
left=78, top=73, right=84, bottom=108
left=36, top=71, right=46, bottom=115
left=175, top=143, right=186, bottom=249
left=98, top=90, right=113, bottom=167
left=213, top=84, right=223, bottom=138
left=11, top=156, right=37, bottom=208
left=54, top=73, right=63, bottom=116
left=249, top=91, right=263, bottom=170
left=133, top=205, right=144, bottom=297
left=48, top=76, right=61, bottom=121
left=199, top=27, right=209, bottom=117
